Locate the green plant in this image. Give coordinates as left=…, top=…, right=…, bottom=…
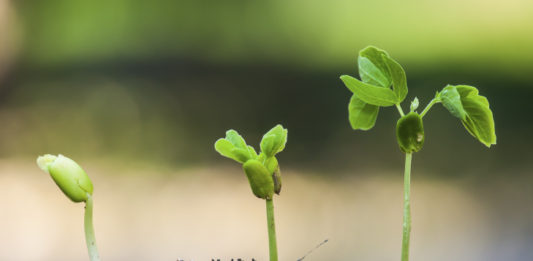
left=37, top=154, right=100, bottom=261
left=340, top=46, right=496, bottom=261
left=214, top=124, right=288, bottom=261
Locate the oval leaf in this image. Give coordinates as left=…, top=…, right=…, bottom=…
left=440, top=85, right=466, bottom=120
left=214, top=130, right=254, bottom=163
left=358, top=46, right=408, bottom=103
left=348, top=94, right=380, bottom=131
left=454, top=85, right=496, bottom=147
left=225, top=130, right=248, bottom=150
left=260, top=124, right=288, bottom=158
left=359, top=46, right=392, bottom=87
left=340, top=75, right=398, bottom=106
left=384, top=55, right=408, bottom=103
left=358, top=56, right=391, bottom=87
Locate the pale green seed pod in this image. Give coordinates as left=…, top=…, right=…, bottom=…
left=242, top=159, right=275, bottom=200
left=37, top=154, right=94, bottom=202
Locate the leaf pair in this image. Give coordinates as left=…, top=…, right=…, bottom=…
left=260, top=125, right=288, bottom=158
left=340, top=46, right=408, bottom=130
left=214, top=125, right=288, bottom=199
left=215, top=125, right=288, bottom=163
left=214, top=130, right=258, bottom=163
left=439, top=85, right=496, bottom=147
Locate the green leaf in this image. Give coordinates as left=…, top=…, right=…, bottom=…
left=359, top=46, right=408, bottom=102
left=247, top=145, right=258, bottom=159
left=384, top=55, right=408, bottom=103
left=214, top=130, right=254, bottom=163
left=232, top=147, right=254, bottom=163
left=260, top=124, right=288, bottom=158
left=340, top=75, right=398, bottom=106
left=454, top=85, right=496, bottom=147
left=358, top=56, right=391, bottom=87
left=440, top=85, right=466, bottom=120
left=359, top=46, right=392, bottom=87
left=214, top=139, right=239, bottom=162
left=348, top=94, right=379, bottom=130
left=225, top=130, right=248, bottom=150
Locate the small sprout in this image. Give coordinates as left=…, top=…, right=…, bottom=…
left=37, top=154, right=100, bottom=261
left=37, top=154, right=93, bottom=202
left=340, top=46, right=496, bottom=261
left=215, top=124, right=287, bottom=198
left=215, top=124, right=288, bottom=261
left=410, top=97, right=419, bottom=112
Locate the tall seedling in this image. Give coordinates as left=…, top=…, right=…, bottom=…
left=340, top=46, right=496, bottom=261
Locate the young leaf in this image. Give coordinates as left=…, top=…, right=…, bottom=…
left=247, top=145, right=258, bottom=159
left=260, top=124, right=288, bottom=158
left=384, top=55, right=408, bottom=103
left=359, top=46, right=392, bottom=87
left=340, top=75, right=398, bottom=106
left=440, top=85, right=466, bottom=120
left=410, top=97, right=419, bottom=112
left=232, top=147, right=254, bottom=163
left=215, top=130, right=255, bottom=163
left=358, top=56, right=391, bottom=87
left=359, top=46, right=408, bottom=103
left=225, top=130, right=248, bottom=150
left=348, top=94, right=380, bottom=131
left=215, top=139, right=244, bottom=163
left=454, top=85, right=496, bottom=147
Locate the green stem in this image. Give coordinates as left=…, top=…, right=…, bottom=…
left=401, top=153, right=412, bottom=261
left=85, top=194, right=101, bottom=261
left=396, top=104, right=405, bottom=117
left=420, top=98, right=439, bottom=118
left=266, top=199, right=278, bottom=261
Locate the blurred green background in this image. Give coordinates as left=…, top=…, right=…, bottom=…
left=0, top=0, right=532, bottom=260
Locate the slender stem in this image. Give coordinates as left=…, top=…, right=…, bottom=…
left=85, top=194, right=101, bottom=261
left=396, top=104, right=405, bottom=117
left=401, top=153, right=413, bottom=261
left=266, top=199, right=278, bottom=261
left=420, top=98, right=439, bottom=118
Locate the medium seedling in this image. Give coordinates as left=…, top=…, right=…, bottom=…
left=37, top=154, right=101, bottom=261
left=215, top=124, right=288, bottom=261
left=340, top=46, right=496, bottom=261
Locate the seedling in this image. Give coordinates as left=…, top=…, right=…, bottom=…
left=215, top=124, right=288, bottom=261
left=37, top=154, right=100, bottom=261
left=340, top=46, right=496, bottom=261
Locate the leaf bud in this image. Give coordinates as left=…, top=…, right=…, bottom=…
left=37, top=154, right=94, bottom=202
